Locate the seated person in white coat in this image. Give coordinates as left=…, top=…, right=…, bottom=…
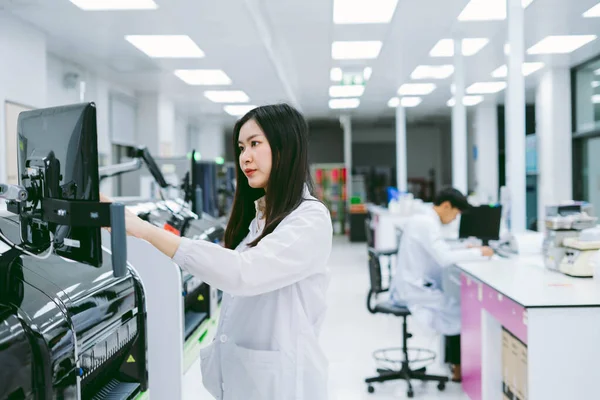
left=102, top=104, right=334, bottom=400
left=389, top=188, right=493, bottom=382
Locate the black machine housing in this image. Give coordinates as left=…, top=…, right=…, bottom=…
left=1, top=102, right=147, bottom=400
left=0, top=213, right=148, bottom=400
left=98, top=146, right=226, bottom=340
left=121, top=198, right=224, bottom=340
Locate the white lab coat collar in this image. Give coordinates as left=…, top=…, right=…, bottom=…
left=252, top=184, right=313, bottom=221
left=254, top=196, right=266, bottom=219
left=425, top=205, right=443, bottom=227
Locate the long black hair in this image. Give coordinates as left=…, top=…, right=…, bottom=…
left=224, top=103, right=314, bottom=250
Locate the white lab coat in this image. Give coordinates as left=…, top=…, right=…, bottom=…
left=389, top=207, right=483, bottom=336
left=172, top=189, right=333, bottom=400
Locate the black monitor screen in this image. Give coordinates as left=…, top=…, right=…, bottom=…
left=459, top=205, right=502, bottom=244
left=17, top=103, right=102, bottom=267
left=191, top=159, right=219, bottom=218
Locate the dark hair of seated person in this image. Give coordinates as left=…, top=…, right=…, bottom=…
left=433, top=188, right=470, bottom=212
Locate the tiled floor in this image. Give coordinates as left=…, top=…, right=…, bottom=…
left=183, top=236, right=468, bottom=399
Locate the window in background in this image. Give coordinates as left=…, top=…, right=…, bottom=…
left=4, top=101, right=34, bottom=184
left=574, top=58, right=600, bottom=133
left=584, top=137, right=600, bottom=213
left=573, top=55, right=600, bottom=204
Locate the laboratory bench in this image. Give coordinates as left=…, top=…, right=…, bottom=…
left=456, top=256, right=600, bottom=400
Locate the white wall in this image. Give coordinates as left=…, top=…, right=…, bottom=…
left=46, top=54, right=139, bottom=195
left=158, top=96, right=175, bottom=156
left=174, top=115, right=189, bottom=157
left=137, top=94, right=185, bottom=158
left=194, top=118, right=226, bottom=161
left=46, top=54, right=138, bottom=152
left=137, top=94, right=161, bottom=156
left=47, top=55, right=83, bottom=107
left=0, top=13, right=47, bottom=183
left=0, top=13, right=192, bottom=198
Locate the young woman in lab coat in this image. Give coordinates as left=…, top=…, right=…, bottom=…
left=105, top=104, right=333, bottom=399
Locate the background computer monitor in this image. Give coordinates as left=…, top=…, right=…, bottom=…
left=17, top=102, right=102, bottom=267
left=459, top=205, right=502, bottom=244
left=190, top=153, right=219, bottom=218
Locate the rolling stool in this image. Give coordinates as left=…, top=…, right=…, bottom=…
left=364, top=248, right=449, bottom=398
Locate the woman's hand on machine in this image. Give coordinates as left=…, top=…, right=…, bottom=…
left=98, top=192, right=182, bottom=258
left=124, top=210, right=152, bottom=240
left=99, top=192, right=150, bottom=239
left=99, top=193, right=113, bottom=203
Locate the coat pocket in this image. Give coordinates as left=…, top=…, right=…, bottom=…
left=224, top=343, right=284, bottom=400
left=200, top=343, right=223, bottom=399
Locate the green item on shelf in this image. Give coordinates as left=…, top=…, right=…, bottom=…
left=350, top=196, right=362, bottom=205
left=135, top=391, right=149, bottom=400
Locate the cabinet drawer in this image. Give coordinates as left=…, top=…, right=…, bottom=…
left=482, top=284, right=527, bottom=344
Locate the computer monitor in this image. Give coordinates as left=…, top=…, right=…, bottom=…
left=459, top=205, right=502, bottom=245
left=17, top=103, right=102, bottom=267
left=190, top=153, right=219, bottom=218
left=129, top=146, right=169, bottom=189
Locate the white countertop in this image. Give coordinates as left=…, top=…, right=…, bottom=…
left=457, top=256, right=600, bottom=308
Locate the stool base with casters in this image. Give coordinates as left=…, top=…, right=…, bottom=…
left=364, top=300, right=449, bottom=398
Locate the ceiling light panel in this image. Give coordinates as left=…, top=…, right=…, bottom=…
left=204, top=90, right=249, bottom=103
left=224, top=105, right=256, bottom=116
left=467, top=81, right=506, bottom=94
left=411, top=65, right=454, bottom=80
left=329, top=98, right=360, bottom=109
left=429, top=38, right=489, bottom=57
left=388, top=97, right=400, bottom=107
left=458, top=0, right=534, bottom=21
left=331, top=68, right=343, bottom=81
left=388, top=97, right=422, bottom=108
left=125, top=35, right=205, bottom=58
left=333, top=0, right=398, bottom=24
left=332, top=41, right=383, bottom=60
left=583, top=3, right=600, bottom=17
left=70, top=0, right=158, bottom=10
left=491, top=62, right=544, bottom=78
left=447, top=96, right=484, bottom=107
left=174, top=70, right=232, bottom=85
left=397, top=83, right=436, bottom=96
left=401, top=97, right=422, bottom=107
left=329, top=85, right=365, bottom=97
left=527, top=35, right=597, bottom=54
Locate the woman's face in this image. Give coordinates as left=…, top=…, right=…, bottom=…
left=238, top=119, right=272, bottom=189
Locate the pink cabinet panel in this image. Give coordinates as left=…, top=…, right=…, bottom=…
left=482, top=283, right=527, bottom=344
left=461, top=274, right=482, bottom=400
left=461, top=272, right=529, bottom=400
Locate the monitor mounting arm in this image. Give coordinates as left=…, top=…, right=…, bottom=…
left=99, top=159, right=142, bottom=182
left=1, top=157, right=129, bottom=278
